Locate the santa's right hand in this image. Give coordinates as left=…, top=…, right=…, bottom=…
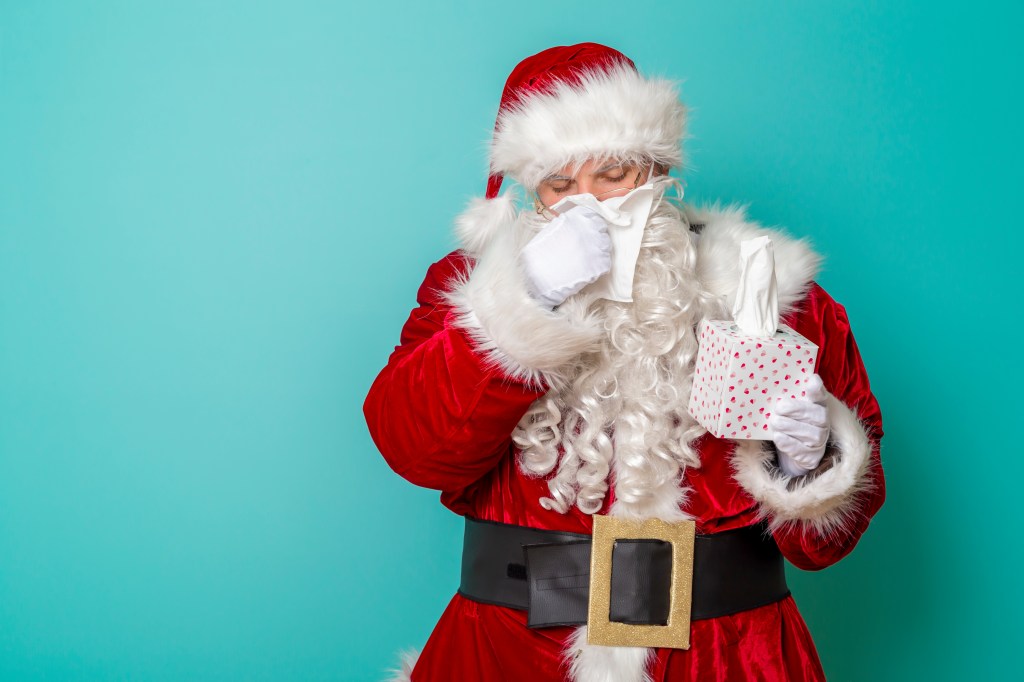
left=520, top=204, right=612, bottom=309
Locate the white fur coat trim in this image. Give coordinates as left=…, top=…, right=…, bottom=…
left=445, top=211, right=604, bottom=387
left=731, top=391, right=876, bottom=538
left=491, top=64, right=687, bottom=190
left=454, top=192, right=518, bottom=258
left=449, top=200, right=821, bottom=390
left=384, top=650, right=417, bottom=682
left=566, top=625, right=655, bottom=682
left=456, top=199, right=821, bottom=313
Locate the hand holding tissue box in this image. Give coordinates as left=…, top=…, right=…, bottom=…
left=688, top=237, right=820, bottom=440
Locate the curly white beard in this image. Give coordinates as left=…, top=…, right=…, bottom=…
left=512, top=180, right=728, bottom=520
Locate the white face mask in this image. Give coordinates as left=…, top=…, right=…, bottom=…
left=549, top=177, right=660, bottom=303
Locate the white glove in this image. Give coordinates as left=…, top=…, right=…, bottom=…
left=769, top=373, right=831, bottom=477
left=520, top=204, right=612, bottom=308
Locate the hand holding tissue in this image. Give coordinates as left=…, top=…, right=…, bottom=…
left=548, top=180, right=657, bottom=303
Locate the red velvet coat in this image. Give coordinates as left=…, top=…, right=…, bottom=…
left=365, top=240, right=885, bottom=681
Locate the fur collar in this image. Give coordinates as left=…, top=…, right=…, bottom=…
left=453, top=197, right=822, bottom=309
left=686, top=202, right=821, bottom=317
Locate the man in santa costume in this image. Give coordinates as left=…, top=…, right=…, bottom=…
left=364, top=43, right=885, bottom=682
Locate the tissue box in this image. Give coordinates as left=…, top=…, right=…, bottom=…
left=688, top=320, right=819, bottom=440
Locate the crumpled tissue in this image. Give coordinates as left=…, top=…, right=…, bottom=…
left=550, top=181, right=657, bottom=303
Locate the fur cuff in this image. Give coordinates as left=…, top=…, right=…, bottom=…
left=731, top=392, right=875, bottom=538
left=445, top=214, right=604, bottom=387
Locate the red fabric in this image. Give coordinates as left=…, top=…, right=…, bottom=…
left=486, top=43, right=636, bottom=199
left=364, top=252, right=886, bottom=681
left=407, top=595, right=824, bottom=682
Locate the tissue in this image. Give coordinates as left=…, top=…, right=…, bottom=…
left=550, top=182, right=656, bottom=303
left=731, top=236, right=779, bottom=337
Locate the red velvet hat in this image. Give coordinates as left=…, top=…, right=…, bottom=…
left=485, top=43, right=686, bottom=199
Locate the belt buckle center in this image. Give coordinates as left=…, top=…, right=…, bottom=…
left=587, top=516, right=696, bottom=650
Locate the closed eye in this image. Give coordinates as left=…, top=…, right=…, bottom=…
left=544, top=179, right=574, bottom=193
left=600, top=169, right=628, bottom=182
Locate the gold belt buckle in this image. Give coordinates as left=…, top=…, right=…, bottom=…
left=587, top=515, right=696, bottom=650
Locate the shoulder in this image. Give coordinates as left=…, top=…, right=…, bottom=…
left=782, top=281, right=862, bottom=354
left=686, top=202, right=822, bottom=317
left=781, top=281, right=848, bottom=333
left=416, top=250, right=475, bottom=305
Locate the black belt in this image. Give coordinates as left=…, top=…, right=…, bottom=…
left=458, top=517, right=789, bottom=630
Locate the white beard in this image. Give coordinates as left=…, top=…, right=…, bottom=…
left=513, top=189, right=724, bottom=520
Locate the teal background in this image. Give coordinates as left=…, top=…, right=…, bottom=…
left=1, top=1, right=1020, bottom=680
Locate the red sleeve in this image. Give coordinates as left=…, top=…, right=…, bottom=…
left=363, top=252, right=547, bottom=492
left=772, top=282, right=887, bottom=570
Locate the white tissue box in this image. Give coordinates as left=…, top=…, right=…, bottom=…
left=688, top=320, right=820, bottom=440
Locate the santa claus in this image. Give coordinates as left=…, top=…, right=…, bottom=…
left=364, top=43, right=885, bottom=682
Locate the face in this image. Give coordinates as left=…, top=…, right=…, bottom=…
left=535, top=159, right=657, bottom=214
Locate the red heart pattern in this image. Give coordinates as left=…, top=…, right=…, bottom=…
left=687, top=319, right=820, bottom=440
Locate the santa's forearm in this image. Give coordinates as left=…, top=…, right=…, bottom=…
left=364, top=255, right=546, bottom=491
left=730, top=282, right=887, bottom=568
left=772, top=443, right=885, bottom=570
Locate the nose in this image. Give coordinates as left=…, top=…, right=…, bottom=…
left=576, top=176, right=597, bottom=196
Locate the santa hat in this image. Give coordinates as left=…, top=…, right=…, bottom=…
left=457, top=44, right=687, bottom=253
left=486, top=43, right=687, bottom=197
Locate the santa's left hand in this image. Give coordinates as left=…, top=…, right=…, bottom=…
left=769, top=374, right=830, bottom=477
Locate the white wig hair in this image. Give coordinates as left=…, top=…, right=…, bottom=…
left=512, top=178, right=727, bottom=516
